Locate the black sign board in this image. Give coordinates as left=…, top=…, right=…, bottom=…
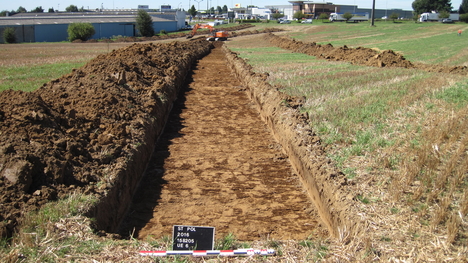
left=172, top=225, right=215, bottom=250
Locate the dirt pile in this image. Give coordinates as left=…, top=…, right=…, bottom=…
left=0, top=40, right=212, bottom=237
left=266, top=33, right=468, bottom=75
left=266, top=33, right=413, bottom=68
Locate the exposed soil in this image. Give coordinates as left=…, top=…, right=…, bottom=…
left=118, top=43, right=320, bottom=241
left=0, top=40, right=213, bottom=237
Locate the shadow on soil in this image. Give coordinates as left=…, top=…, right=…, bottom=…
left=117, top=71, right=196, bottom=239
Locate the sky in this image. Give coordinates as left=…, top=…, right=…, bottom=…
left=0, top=0, right=464, bottom=13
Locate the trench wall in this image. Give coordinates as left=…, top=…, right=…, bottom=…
left=90, top=41, right=213, bottom=232
left=222, top=45, right=354, bottom=238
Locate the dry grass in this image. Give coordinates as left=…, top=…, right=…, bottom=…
left=0, top=42, right=133, bottom=67
left=227, top=25, right=468, bottom=261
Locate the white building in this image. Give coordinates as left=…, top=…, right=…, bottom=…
left=265, top=5, right=294, bottom=20
left=251, top=8, right=272, bottom=19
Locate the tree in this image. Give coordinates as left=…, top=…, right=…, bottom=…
left=460, top=0, right=468, bottom=14
left=460, top=13, right=468, bottom=22
left=390, top=12, right=400, bottom=22
left=136, top=9, right=154, bottom=37
left=188, top=5, right=197, bottom=17
left=17, top=6, right=27, bottom=13
left=31, top=6, right=44, bottom=13
left=293, top=11, right=306, bottom=21
left=48, top=7, right=55, bottom=13
left=319, top=13, right=329, bottom=21
left=65, top=5, right=79, bottom=12
left=222, top=5, right=228, bottom=13
left=342, top=12, right=354, bottom=22
left=216, top=6, right=222, bottom=13
left=67, top=22, right=95, bottom=41
left=412, top=0, right=452, bottom=15
left=439, top=10, right=450, bottom=18
left=272, top=12, right=283, bottom=20
left=3, top=27, right=16, bottom=43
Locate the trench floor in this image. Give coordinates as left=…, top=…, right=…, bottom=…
left=120, top=43, right=319, bottom=241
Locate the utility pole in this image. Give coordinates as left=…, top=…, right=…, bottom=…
left=370, top=0, right=375, bottom=26
left=194, top=0, right=203, bottom=20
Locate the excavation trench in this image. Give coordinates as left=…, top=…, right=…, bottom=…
left=118, top=43, right=321, bottom=240
left=0, top=38, right=346, bottom=243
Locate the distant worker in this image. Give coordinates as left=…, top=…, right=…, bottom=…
left=458, top=29, right=462, bottom=36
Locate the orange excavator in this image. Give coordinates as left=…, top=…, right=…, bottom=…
left=187, top=23, right=229, bottom=41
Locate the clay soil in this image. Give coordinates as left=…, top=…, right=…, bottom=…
left=119, top=43, right=319, bottom=241
left=0, top=40, right=213, bottom=237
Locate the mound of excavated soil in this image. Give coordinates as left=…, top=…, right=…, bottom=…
left=0, top=40, right=212, bottom=237
left=266, top=33, right=468, bottom=75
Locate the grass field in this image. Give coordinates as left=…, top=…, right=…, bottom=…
left=0, top=42, right=134, bottom=92
left=2, top=21, right=468, bottom=261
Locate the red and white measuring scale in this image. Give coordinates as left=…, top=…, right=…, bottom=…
left=140, top=248, right=275, bottom=257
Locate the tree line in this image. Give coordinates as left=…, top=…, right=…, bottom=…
left=187, top=5, right=229, bottom=17
left=412, top=0, right=468, bottom=15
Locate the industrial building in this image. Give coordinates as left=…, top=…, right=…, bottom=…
left=0, top=10, right=186, bottom=43
left=288, top=1, right=413, bottom=20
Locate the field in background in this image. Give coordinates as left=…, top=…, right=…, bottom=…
left=1, top=21, right=468, bottom=261
left=253, top=21, right=468, bottom=66
left=0, top=42, right=134, bottom=92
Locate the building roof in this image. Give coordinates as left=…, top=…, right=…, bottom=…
left=0, top=12, right=176, bottom=26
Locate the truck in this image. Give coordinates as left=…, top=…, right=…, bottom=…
left=419, top=12, right=459, bottom=22
left=329, top=12, right=369, bottom=22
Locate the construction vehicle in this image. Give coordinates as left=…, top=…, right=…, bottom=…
left=187, top=23, right=229, bottom=41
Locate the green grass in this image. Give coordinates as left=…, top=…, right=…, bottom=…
left=229, top=28, right=468, bottom=172
left=434, top=80, right=468, bottom=107
left=287, top=21, right=467, bottom=65
left=0, top=62, right=85, bottom=92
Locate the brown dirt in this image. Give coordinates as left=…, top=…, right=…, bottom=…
left=0, top=40, right=213, bottom=237
left=118, top=43, right=320, bottom=241
left=265, top=33, right=468, bottom=75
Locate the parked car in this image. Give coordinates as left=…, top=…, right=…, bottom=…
left=442, top=18, right=453, bottom=23
left=301, top=19, right=313, bottom=24
left=279, top=19, right=291, bottom=24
